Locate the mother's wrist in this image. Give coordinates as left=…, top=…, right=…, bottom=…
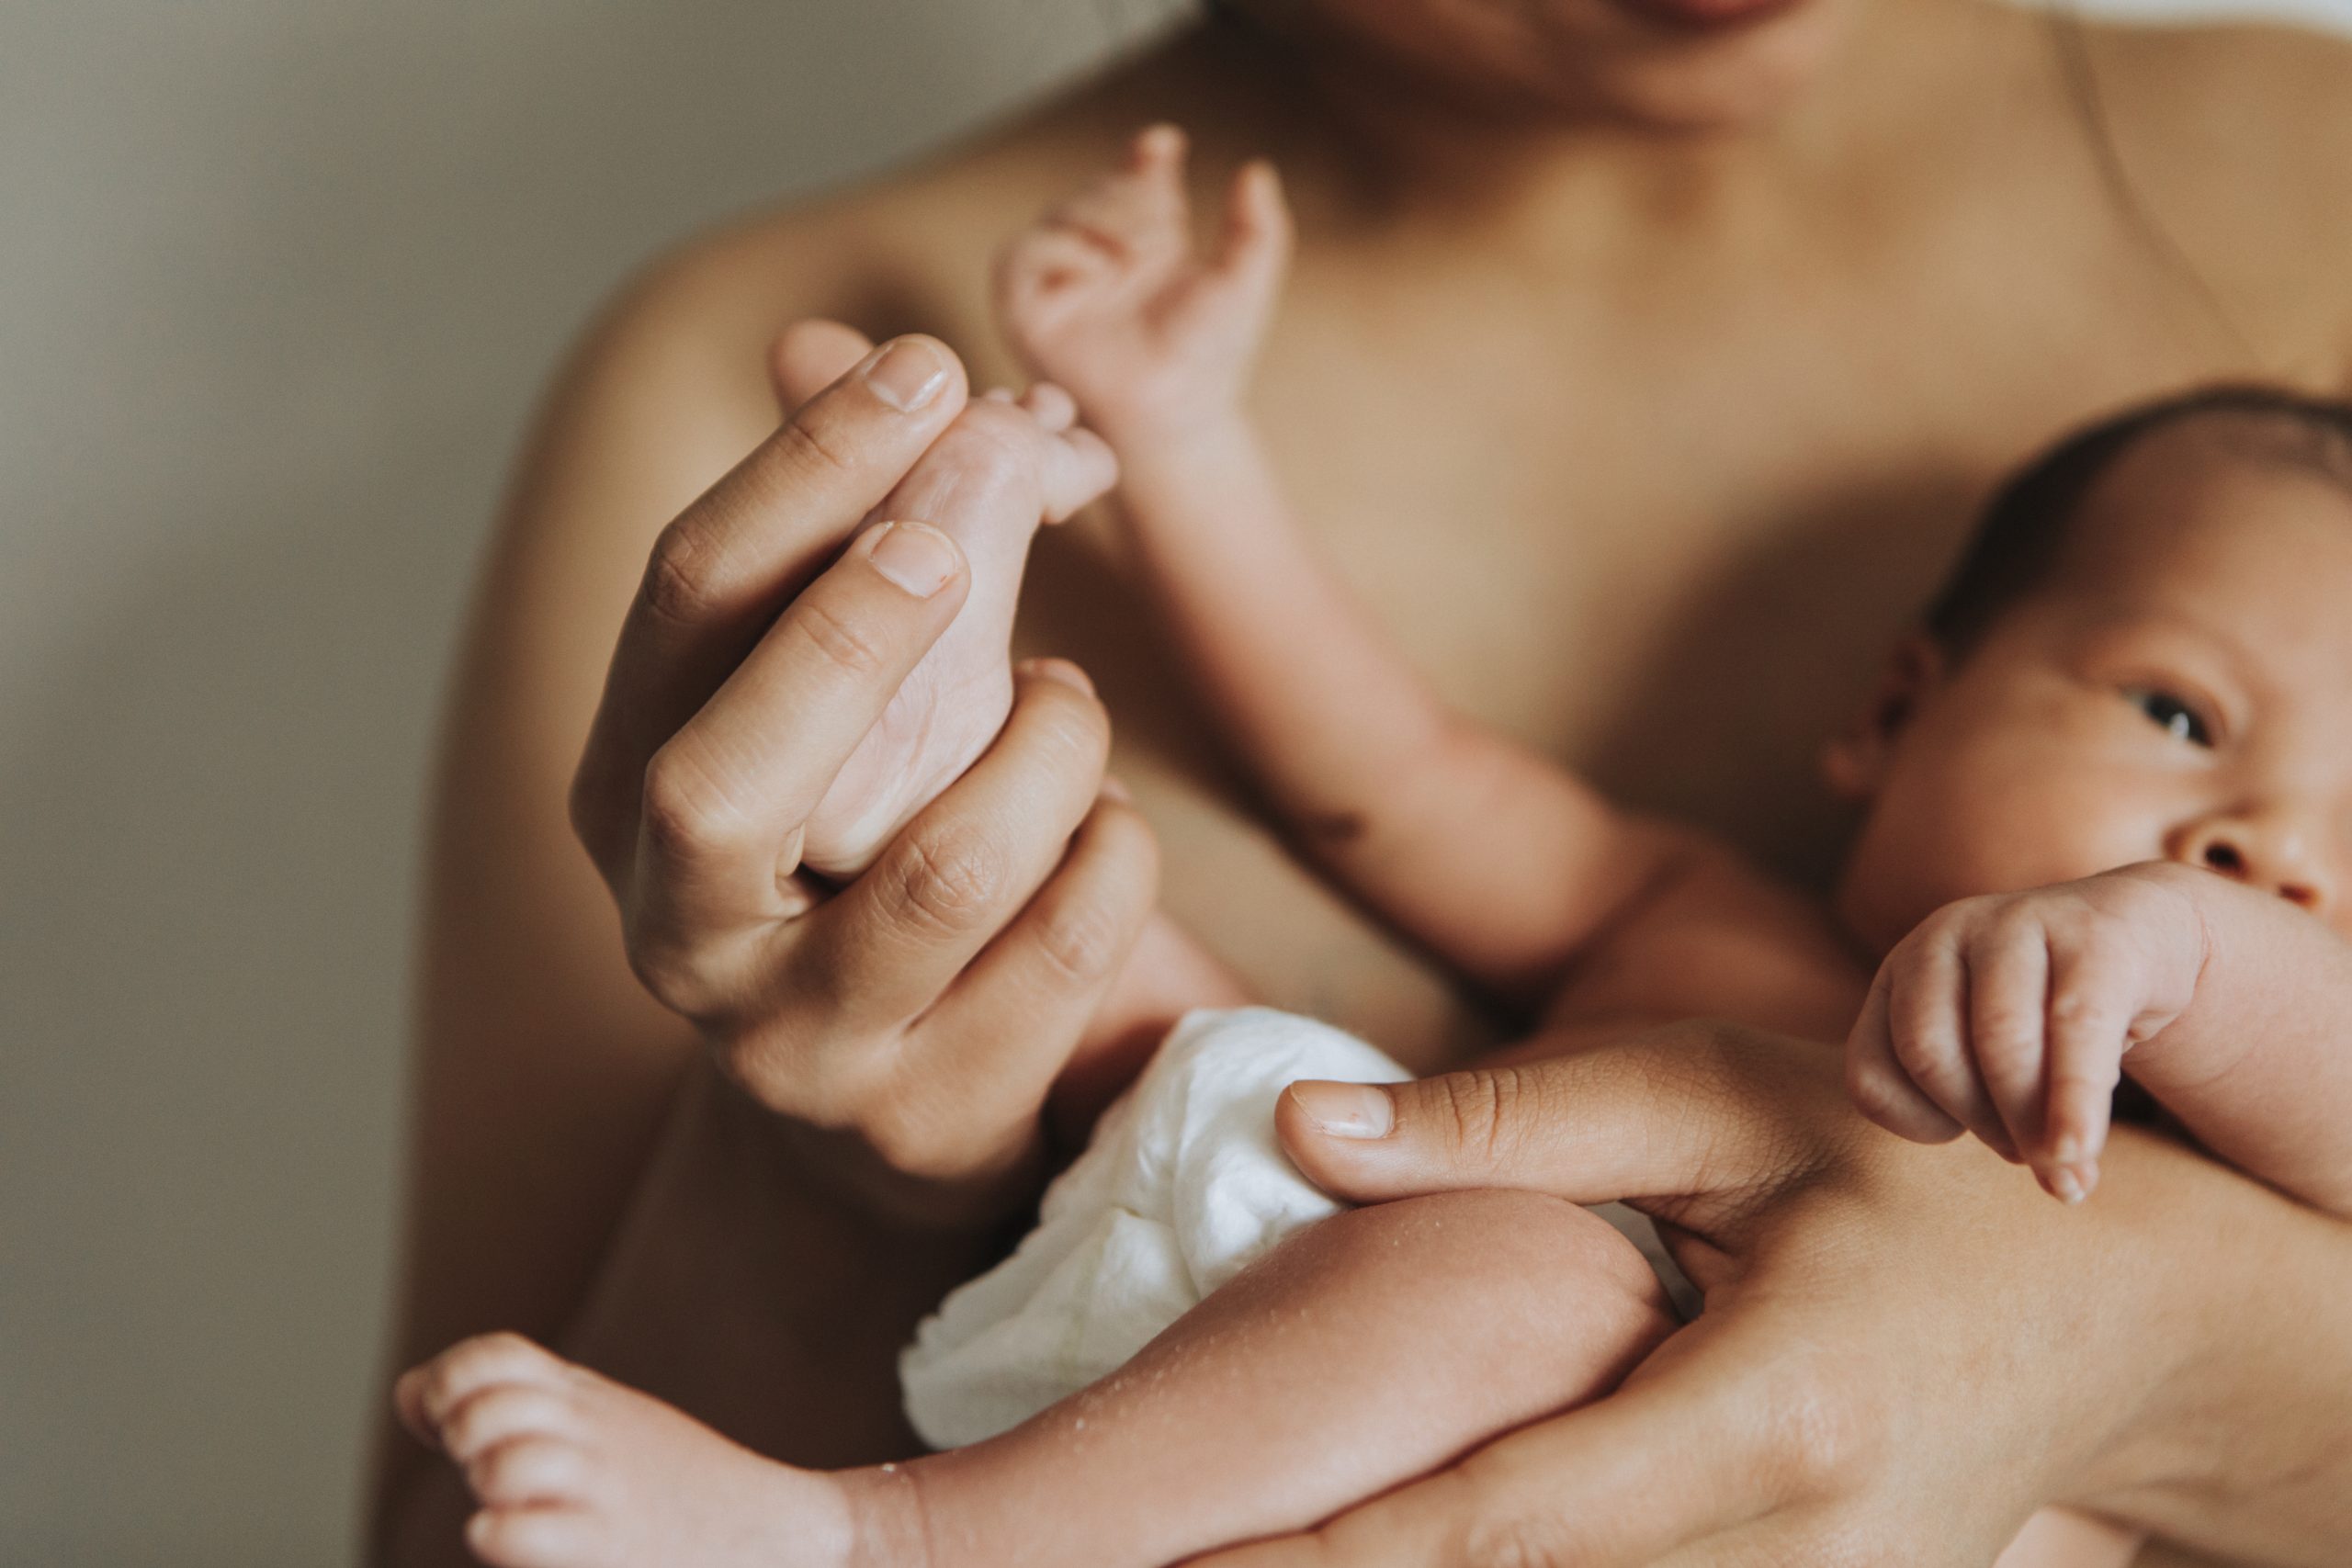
left=2049, top=1122, right=2328, bottom=1533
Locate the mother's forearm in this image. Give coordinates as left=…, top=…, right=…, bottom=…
left=2075, top=1125, right=2352, bottom=1562
left=563, top=1059, right=1006, bottom=1461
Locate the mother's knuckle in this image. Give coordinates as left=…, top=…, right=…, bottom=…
left=886, top=826, right=1006, bottom=935
left=787, top=593, right=892, bottom=680
left=773, top=410, right=863, bottom=481
left=638, top=744, right=741, bottom=862
left=1032, top=894, right=1125, bottom=989
left=643, top=521, right=725, bottom=628
left=1437, top=1068, right=1521, bottom=1167
left=621, top=926, right=714, bottom=1020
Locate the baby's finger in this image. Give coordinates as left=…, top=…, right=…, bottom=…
left=1046, top=124, right=1191, bottom=270
left=1844, top=965, right=1965, bottom=1144
left=1885, top=928, right=2018, bottom=1161
left=1964, top=918, right=2052, bottom=1166
left=2041, top=944, right=2128, bottom=1201
left=1204, top=159, right=1292, bottom=310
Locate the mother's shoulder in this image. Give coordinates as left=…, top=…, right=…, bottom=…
left=2078, top=13, right=2352, bottom=375
left=605, top=42, right=1203, bottom=369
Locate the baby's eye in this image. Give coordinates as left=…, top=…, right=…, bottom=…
left=2125, top=687, right=2213, bottom=748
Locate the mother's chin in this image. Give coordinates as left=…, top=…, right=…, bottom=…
left=1227, top=0, right=1865, bottom=132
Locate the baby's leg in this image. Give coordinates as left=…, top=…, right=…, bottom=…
left=402, top=1190, right=1673, bottom=1568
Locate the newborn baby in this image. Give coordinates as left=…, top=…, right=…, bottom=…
left=397, top=129, right=2352, bottom=1568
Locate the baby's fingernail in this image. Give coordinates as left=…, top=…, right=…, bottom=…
left=865, top=522, right=959, bottom=597
left=1016, top=657, right=1095, bottom=696
left=1098, top=773, right=1134, bottom=805
left=1288, top=1081, right=1393, bottom=1140
left=2047, top=1166, right=2086, bottom=1205
left=860, top=337, right=951, bottom=412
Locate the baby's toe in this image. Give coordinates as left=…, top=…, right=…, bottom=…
left=468, top=1432, right=595, bottom=1509
left=402, top=1332, right=572, bottom=1443
left=467, top=1502, right=610, bottom=1568
left=440, top=1382, right=582, bottom=1464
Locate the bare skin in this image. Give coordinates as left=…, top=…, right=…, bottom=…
left=379, top=1, right=2352, bottom=1563
left=398, top=139, right=2352, bottom=1568
left=401, top=1191, right=1671, bottom=1568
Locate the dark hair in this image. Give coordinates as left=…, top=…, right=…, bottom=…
left=1924, top=384, right=2352, bottom=651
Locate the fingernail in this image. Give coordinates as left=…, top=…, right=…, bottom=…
left=865, top=522, right=959, bottom=596
left=2047, top=1166, right=2086, bottom=1205
left=2071, top=1160, right=2100, bottom=1201
left=1288, top=1081, right=1393, bottom=1140
left=1016, top=657, right=1095, bottom=697
left=1098, top=773, right=1133, bottom=805
left=860, top=337, right=950, bottom=412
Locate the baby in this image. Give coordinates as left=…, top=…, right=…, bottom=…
left=398, top=128, right=2352, bottom=1568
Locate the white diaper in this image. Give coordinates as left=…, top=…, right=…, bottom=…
left=898, top=1006, right=1692, bottom=1451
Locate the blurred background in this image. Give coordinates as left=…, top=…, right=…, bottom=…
left=1, top=1, right=2346, bottom=1562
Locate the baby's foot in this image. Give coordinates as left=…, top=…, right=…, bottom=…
left=398, top=1333, right=914, bottom=1568
left=798, top=380, right=1115, bottom=877
left=996, top=124, right=1290, bottom=436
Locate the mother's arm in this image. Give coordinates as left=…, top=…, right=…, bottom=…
left=1197, top=1025, right=2352, bottom=1566
left=369, top=281, right=1158, bottom=1562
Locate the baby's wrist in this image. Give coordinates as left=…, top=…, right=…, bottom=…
left=1100, top=400, right=1263, bottom=491
left=1080, top=378, right=1250, bottom=451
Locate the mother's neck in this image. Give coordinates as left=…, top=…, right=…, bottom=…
left=1198, top=0, right=2028, bottom=241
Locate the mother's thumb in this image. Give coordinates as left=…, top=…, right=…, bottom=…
left=1274, top=1027, right=1788, bottom=1207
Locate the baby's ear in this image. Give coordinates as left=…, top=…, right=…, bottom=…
left=1821, top=634, right=1944, bottom=801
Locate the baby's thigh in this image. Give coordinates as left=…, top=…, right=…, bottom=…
left=1214, top=1189, right=1678, bottom=1443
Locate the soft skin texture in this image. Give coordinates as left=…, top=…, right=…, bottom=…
left=981, top=135, right=2352, bottom=1563
left=379, top=1, right=2352, bottom=1563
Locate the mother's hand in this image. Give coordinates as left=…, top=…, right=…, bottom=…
left=1193, top=1021, right=2217, bottom=1566
left=567, top=324, right=1156, bottom=1224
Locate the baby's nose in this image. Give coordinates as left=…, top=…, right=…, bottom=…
left=2171, top=816, right=2330, bottom=914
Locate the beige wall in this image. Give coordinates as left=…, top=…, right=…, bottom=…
left=0, top=2, right=2345, bottom=1564
left=0, top=5, right=1182, bottom=1562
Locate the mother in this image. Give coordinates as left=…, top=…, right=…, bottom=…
left=373, top=0, right=2352, bottom=1562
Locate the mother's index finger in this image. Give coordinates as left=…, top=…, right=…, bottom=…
left=601, top=334, right=970, bottom=760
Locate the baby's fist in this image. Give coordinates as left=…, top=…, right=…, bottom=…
left=1844, top=866, right=2208, bottom=1201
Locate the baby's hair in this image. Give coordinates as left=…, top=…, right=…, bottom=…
left=1926, top=384, right=2352, bottom=652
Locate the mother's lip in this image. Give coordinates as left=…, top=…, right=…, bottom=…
left=1611, top=0, right=1809, bottom=32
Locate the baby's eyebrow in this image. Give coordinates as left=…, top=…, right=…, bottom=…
left=2067, top=601, right=2263, bottom=688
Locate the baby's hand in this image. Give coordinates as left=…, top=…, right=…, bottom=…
left=995, top=125, right=1290, bottom=437
left=1844, top=867, right=2209, bottom=1201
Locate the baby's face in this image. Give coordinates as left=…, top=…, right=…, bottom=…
left=1831, top=423, right=2352, bottom=953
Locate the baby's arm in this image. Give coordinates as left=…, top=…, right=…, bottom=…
left=1847, top=862, right=2352, bottom=1213
left=999, top=130, right=1694, bottom=1000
